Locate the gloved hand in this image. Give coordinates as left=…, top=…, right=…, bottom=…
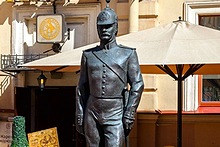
left=123, top=117, right=134, bottom=137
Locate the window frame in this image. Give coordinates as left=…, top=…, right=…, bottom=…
left=198, top=14, right=220, bottom=106
left=184, top=1, right=220, bottom=111
left=198, top=75, right=220, bottom=107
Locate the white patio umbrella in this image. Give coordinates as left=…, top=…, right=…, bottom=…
left=21, top=20, right=220, bottom=74
left=21, top=20, right=220, bottom=147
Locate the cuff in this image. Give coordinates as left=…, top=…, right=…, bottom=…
left=124, top=107, right=136, bottom=120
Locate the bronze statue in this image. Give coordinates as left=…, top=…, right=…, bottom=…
left=76, top=1, right=144, bottom=146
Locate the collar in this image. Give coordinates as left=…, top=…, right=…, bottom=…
left=100, top=39, right=117, bottom=50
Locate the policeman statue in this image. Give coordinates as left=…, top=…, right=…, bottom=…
left=76, top=1, right=144, bottom=146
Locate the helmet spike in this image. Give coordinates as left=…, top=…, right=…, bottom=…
left=106, top=0, right=110, bottom=8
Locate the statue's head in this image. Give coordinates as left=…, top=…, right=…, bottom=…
left=97, top=7, right=118, bottom=43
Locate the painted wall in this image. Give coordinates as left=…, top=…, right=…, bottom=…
left=137, top=0, right=185, bottom=112
left=0, top=0, right=14, bottom=111
left=0, top=0, right=12, bottom=54
left=0, top=0, right=211, bottom=114
left=158, top=0, right=184, bottom=24
left=1, top=0, right=220, bottom=146
left=0, top=0, right=218, bottom=115
left=136, top=113, right=220, bottom=147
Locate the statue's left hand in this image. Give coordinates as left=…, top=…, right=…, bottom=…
left=123, top=117, right=134, bottom=137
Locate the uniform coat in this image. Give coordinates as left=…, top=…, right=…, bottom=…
left=76, top=40, right=144, bottom=146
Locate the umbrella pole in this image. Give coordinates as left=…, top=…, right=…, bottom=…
left=157, top=64, right=205, bottom=147
left=177, top=78, right=183, bottom=147
left=176, top=65, right=184, bottom=147
left=157, top=65, right=183, bottom=147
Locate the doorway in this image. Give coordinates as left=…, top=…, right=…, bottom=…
left=15, top=86, right=85, bottom=147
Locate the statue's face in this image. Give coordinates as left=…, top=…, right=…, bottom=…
left=97, top=23, right=117, bottom=43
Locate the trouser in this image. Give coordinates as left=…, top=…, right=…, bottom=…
left=84, top=95, right=125, bottom=147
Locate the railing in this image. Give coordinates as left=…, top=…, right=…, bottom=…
left=0, top=54, right=54, bottom=71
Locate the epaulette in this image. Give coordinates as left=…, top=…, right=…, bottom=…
left=118, top=44, right=136, bottom=50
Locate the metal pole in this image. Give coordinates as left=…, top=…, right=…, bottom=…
left=157, top=64, right=205, bottom=147
left=176, top=65, right=183, bottom=147
left=177, top=78, right=182, bottom=147
left=53, top=0, right=56, bottom=14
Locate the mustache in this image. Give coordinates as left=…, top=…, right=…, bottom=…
left=102, top=33, right=110, bottom=36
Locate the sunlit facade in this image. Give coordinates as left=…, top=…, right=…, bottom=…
left=1, top=0, right=220, bottom=146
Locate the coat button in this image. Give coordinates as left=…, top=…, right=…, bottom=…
left=102, top=85, right=105, bottom=89
left=102, top=91, right=105, bottom=95
left=102, top=75, right=106, bottom=78
left=102, top=80, right=106, bottom=83
left=103, top=70, right=106, bottom=73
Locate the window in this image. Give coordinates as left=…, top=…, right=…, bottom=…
left=202, top=75, right=220, bottom=102
left=198, top=75, right=220, bottom=107
left=199, top=15, right=220, bottom=30
left=199, top=15, right=220, bottom=105
left=184, top=1, right=220, bottom=111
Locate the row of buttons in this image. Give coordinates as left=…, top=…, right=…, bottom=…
left=102, top=64, right=107, bottom=95
left=77, top=115, right=82, bottom=125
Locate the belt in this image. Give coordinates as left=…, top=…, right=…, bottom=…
left=90, top=95, right=123, bottom=99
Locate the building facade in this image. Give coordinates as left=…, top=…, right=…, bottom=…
left=1, top=0, right=220, bottom=146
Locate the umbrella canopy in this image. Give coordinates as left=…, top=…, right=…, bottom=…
left=21, top=20, right=220, bottom=75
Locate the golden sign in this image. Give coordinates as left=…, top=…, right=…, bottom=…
left=37, top=14, right=64, bottom=43
left=28, top=127, right=59, bottom=147
left=39, top=18, right=60, bottom=40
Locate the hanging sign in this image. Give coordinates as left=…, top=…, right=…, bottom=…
left=37, top=14, right=65, bottom=43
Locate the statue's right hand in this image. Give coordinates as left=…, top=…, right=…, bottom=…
left=76, top=124, right=84, bottom=135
